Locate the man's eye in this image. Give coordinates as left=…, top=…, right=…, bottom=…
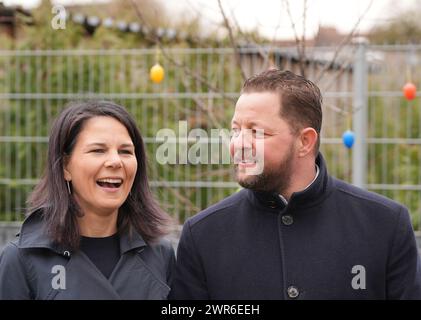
left=231, top=128, right=240, bottom=136
left=91, top=149, right=105, bottom=153
left=252, top=129, right=265, bottom=138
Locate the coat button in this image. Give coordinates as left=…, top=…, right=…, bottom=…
left=287, top=286, right=299, bottom=299
left=281, top=215, right=293, bottom=226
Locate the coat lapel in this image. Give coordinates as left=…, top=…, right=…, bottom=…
left=110, top=250, right=170, bottom=300
left=47, top=251, right=122, bottom=300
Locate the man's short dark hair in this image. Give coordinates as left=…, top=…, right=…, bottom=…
left=241, top=69, right=323, bottom=154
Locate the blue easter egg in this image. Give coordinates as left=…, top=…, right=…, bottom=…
left=342, top=130, right=355, bottom=149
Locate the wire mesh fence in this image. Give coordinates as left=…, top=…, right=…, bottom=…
left=0, top=45, right=420, bottom=228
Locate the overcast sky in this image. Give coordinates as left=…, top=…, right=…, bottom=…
left=3, top=0, right=417, bottom=39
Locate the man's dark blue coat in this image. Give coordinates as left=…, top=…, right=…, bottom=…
left=171, top=153, right=421, bottom=299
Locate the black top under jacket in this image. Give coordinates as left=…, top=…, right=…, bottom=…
left=80, top=233, right=120, bottom=279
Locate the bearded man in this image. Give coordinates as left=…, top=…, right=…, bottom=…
left=170, top=69, right=421, bottom=300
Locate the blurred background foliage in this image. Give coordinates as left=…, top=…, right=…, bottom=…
left=0, top=0, right=420, bottom=229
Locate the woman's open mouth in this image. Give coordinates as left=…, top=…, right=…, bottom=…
left=96, top=178, right=123, bottom=192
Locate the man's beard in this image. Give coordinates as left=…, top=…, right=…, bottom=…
left=234, top=150, right=295, bottom=194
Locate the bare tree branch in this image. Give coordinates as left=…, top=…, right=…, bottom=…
left=301, top=0, right=308, bottom=77
left=217, top=0, right=247, bottom=81
left=248, top=3, right=286, bottom=71
left=185, top=0, right=222, bottom=26
left=319, top=48, right=356, bottom=92
left=282, top=0, right=306, bottom=76
left=128, top=0, right=234, bottom=214
left=180, top=76, right=225, bottom=129
left=314, top=0, right=374, bottom=83
left=129, top=0, right=237, bottom=104
left=156, top=176, right=201, bottom=214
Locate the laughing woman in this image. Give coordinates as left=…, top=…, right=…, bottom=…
left=0, top=101, right=175, bottom=299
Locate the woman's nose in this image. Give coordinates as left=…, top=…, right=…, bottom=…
left=104, top=151, right=123, bottom=168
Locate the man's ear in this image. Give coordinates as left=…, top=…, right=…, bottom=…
left=298, top=127, right=318, bottom=158
left=63, top=155, right=71, bottom=181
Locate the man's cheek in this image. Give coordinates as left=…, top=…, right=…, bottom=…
left=229, top=143, right=235, bottom=158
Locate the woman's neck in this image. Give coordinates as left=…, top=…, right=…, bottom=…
left=77, top=210, right=118, bottom=237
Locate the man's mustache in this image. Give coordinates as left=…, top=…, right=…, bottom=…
left=232, top=148, right=257, bottom=163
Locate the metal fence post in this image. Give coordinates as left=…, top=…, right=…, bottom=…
left=352, top=38, right=368, bottom=188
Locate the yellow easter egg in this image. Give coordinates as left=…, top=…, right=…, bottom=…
left=150, top=63, right=164, bottom=83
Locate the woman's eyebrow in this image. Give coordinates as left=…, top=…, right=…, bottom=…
left=120, top=143, right=134, bottom=148
left=85, top=142, right=134, bottom=148
left=86, top=142, right=107, bottom=147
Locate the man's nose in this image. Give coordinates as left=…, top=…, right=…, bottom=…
left=231, top=130, right=255, bottom=162
left=105, top=150, right=123, bottom=168
left=232, top=129, right=253, bottom=149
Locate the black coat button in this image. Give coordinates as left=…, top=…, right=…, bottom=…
left=287, top=286, right=299, bottom=299
left=281, top=215, right=293, bottom=226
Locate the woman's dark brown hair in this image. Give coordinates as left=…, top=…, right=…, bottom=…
left=27, top=100, right=172, bottom=250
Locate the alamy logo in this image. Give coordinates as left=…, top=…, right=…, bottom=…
left=155, top=121, right=265, bottom=175
left=51, top=265, right=66, bottom=290
left=51, top=5, right=66, bottom=30
left=351, top=265, right=366, bottom=290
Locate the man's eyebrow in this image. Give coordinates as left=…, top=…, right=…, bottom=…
left=248, top=121, right=264, bottom=127
left=231, top=121, right=267, bottom=129
left=243, top=121, right=266, bottom=128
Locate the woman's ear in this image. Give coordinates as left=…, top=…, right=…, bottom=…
left=298, top=127, right=318, bottom=158
left=63, top=155, right=71, bottom=181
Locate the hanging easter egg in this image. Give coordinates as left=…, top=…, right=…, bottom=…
left=150, top=63, right=164, bottom=83
left=403, top=82, right=416, bottom=101
left=342, top=130, right=355, bottom=149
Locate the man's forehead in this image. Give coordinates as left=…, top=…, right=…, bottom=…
left=236, top=91, right=280, bottom=109
left=232, top=106, right=280, bottom=123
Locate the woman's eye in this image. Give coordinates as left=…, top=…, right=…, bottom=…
left=119, top=150, right=133, bottom=155
left=91, top=149, right=105, bottom=153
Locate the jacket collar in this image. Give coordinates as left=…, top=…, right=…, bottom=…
left=248, top=152, right=333, bottom=211
left=18, top=211, right=147, bottom=255
left=17, top=211, right=65, bottom=254
left=119, top=228, right=147, bottom=254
